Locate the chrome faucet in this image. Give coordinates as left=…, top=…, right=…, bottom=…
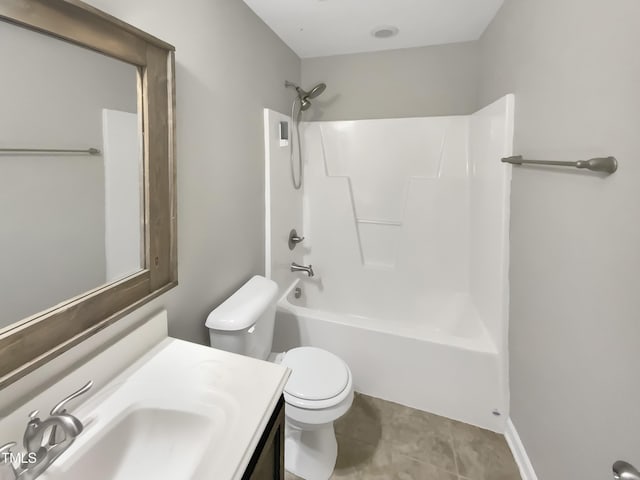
left=290, top=262, right=314, bottom=277
left=0, top=381, right=92, bottom=480
left=46, top=380, right=93, bottom=447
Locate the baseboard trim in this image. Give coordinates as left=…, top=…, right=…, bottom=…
left=505, top=418, right=538, bottom=480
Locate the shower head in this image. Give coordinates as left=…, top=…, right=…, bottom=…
left=284, top=81, right=326, bottom=191
left=306, top=82, right=326, bottom=99
left=285, top=80, right=327, bottom=109
left=296, top=83, right=326, bottom=100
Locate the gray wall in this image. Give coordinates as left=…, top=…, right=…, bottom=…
left=84, top=0, right=301, bottom=345
left=0, top=21, right=137, bottom=327
left=301, top=42, right=479, bottom=120
left=5, top=5, right=638, bottom=480
left=479, top=0, right=640, bottom=478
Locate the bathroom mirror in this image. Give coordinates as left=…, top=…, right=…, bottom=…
left=0, top=20, right=142, bottom=330
left=0, top=1, right=177, bottom=388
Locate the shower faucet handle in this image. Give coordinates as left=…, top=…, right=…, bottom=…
left=288, top=229, right=305, bottom=250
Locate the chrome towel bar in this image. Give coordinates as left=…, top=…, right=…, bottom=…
left=501, top=155, right=617, bottom=174
left=0, top=147, right=101, bottom=155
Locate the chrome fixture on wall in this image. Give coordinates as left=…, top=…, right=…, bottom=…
left=290, top=262, right=314, bottom=277
left=0, top=381, right=92, bottom=480
left=288, top=229, right=305, bottom=250
left=0, top=147, right=101, bottom=155
left=613, top=461, right=640, bottom=480
left=285, top=80, right=327, bottom=190
left=501, top=155, right=618, bottom=174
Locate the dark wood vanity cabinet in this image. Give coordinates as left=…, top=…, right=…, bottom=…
left=242, top=396, right=285, bottom=480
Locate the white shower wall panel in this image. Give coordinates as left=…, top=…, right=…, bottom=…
left=469, top=95, right=514, bottom=355
left=299, top=117, right=472, bottom=322
left=319, top=118, right=468, bottom=221
left=102, top=109, right=141, bottom=283
left=263, top=109, right=304, bottom=293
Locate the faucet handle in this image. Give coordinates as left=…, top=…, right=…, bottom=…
left=25, top=410, right=41, bottom=431
left=288, top=229, right=305, bottom=250
left=23, top=411, right=43, bottom=453
left=0, top=441, right=16, bottom=457
left=50, top=381, right=93, bottom=416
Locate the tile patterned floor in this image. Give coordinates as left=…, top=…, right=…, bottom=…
left=286, top=393, right=521, bottom=480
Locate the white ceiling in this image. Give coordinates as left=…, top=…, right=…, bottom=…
left=242, top=0, right=505, bottom=58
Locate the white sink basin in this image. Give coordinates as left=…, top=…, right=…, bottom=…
left=28, top=338, right=289, bottom=480
left=46, top=408, right=214, bottom=480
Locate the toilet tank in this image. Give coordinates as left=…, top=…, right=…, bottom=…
left=205, top=275, right=279, bottom=360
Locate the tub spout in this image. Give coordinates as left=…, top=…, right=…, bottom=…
left=291, top=262, right=314, bottom=277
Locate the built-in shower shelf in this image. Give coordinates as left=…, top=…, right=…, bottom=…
left=356, top=218, right=402, bottom=226
left=356, top=220, right=400, bottom=269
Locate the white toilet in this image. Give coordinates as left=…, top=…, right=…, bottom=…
left=206, top=275, right=354, bottom=480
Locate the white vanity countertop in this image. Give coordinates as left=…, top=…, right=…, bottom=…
left=57, top=338, right=290, bottom=480
left=0, top=317, right=290, bottom=480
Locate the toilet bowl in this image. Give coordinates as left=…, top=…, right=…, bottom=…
left=205, top=276, right=353, bottom=480
left=281, top=347, right=354, bottom=480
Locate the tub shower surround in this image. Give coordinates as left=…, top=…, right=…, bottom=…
left=266, top=95, right=513, bottom=431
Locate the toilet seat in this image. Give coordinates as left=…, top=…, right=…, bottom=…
left=282, top=347, right=352, bottom=410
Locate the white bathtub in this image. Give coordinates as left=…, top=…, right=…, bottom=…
left=273, top=280, right=507, bottom=432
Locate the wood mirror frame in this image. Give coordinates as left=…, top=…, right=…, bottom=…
left=0, top=0, right=177, bottom=388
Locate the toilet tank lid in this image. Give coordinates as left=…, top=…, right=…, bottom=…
left=205, top=276, right=279, bottom=331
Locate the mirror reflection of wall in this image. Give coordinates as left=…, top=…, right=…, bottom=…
left=0, top=21, right=142, bottom=330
